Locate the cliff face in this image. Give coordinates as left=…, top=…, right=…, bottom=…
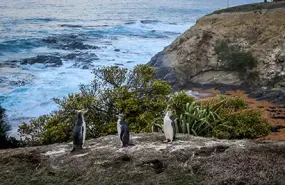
left=149, top=2, right=285, bottom=90
left=1, top=133, right=285, bottom=185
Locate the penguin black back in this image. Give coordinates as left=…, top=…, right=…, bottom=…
left=73, top=112, right=84, bottom=146
left=71, top=109, right=88, bottom=152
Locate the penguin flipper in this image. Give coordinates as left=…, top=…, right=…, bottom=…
left=120, top=129, right=124, bottom=142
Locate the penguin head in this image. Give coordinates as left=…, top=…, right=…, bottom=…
left=165, top=105, right=173, bottom=116
left=116, top=113, right=125, bottom=119
left=75, top=109, right=88, bottom=115
left=166, top=110, right=173, bottom=117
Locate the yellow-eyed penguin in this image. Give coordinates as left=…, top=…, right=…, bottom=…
left=163, top=110, right=176, bottom=143
left=116, top=113, right=130, bottom=147
left=71, top=109, right=88, bottom=152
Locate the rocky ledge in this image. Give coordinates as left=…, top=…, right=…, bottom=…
left=1, top=133, right=285, bottom=185
left=149, top=2, right=285, bottom=94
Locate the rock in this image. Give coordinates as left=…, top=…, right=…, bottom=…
left=114, top=49, right=120, bottom=52
left=114, top=63, right=124, bottom=66
left=65, top=52, right=99, bottom=69
left=61, top=41, right=98, bottom=50
left=42, top=35, right=100, bottom=50
left=42, top=37, right=57, bottom=44
left=278, top=82, right=285, bottom=87
left=20, top=55, right=63, bottom=67
left=0, top=60, right=19, bottom=68
left=62, top=53, right=78, bottom=60
left=148, top=4, right=285, bottom=90
left=60, top=24, right=83, bottom=28
left=0, top=67, right=35, bottom=89
left=278, top=53, right=285, bottom=62
left=2, top=133, right=285, bottom=185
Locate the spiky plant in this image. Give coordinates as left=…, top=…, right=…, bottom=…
left=179, top=101, right=223, bottom=136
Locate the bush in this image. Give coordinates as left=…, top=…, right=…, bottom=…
left=0, top=107, right=25, bottom=148
left=168, top=91, right=195, bottom=117
left=18, top=65, right=172, bottom=145
left=214, top=109, right=271, bottom=139
left=179, top=101, right=222, bottom=136
left=172, top=95, right=270, bottom=139
left=201, top=95, right=248, bottom=112
left=214, top=40, right=258, bottom=78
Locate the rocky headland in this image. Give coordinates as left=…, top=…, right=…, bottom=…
left=149, top=1, right=285, bottom=103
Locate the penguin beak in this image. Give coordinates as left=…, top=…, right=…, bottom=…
left=83, top=109, right=88, bottom=114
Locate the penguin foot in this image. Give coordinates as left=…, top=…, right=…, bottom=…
left=122, top=144, right=128, bottom=147
left=71, top=148, right=76, bottom=152
left=162, top=140, right=169, bottom=143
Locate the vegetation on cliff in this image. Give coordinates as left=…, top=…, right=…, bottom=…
left=214, top=39, right=259, bottom=86
left=17, top=65, right=271, bottom=146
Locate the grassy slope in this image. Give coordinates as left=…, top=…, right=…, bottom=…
left=211, top=1, right=285, bottom=15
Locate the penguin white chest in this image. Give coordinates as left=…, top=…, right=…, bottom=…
left=117, top=119, right=121, bottom=139
left=163, top=114, right=174, bottom=140
left=82, top=119, right=86, bottom=145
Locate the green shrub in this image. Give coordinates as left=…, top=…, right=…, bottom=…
left=204, top=95, right=248, bottom=112
left=0, top=107, right=25, bottom=148
left=168, top=91, right=195, bottom=117
left=215, top=40, right=258, bottom=77
left=167, top=95, right=270, bottom=139
left=213, top=109, right=271, bottom=139
left=18, top=65, right=172, bottom=145
left=179, top=101, right=222, bottom=136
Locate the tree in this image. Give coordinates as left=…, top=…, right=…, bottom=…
left=0, top=107, right=24, bottom=149
left=0, top=107, right=11, bottom=148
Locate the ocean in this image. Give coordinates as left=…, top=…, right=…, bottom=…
left=0, top=0, right=259, bottom=134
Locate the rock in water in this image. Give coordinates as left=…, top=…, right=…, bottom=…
left=20, top=55, right=63, bottom=67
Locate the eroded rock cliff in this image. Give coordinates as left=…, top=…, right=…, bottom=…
left=149, top=2, right=285, bottom=91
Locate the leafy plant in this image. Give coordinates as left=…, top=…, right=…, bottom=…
left=213, top=109, right=271, bottom=139
left=0, top=106, right=25, bottom=148
left=168, top=91, right=195, bottom=118
left=179, top=101, right=222, bottom=136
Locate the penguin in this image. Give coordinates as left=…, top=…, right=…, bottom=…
left=116, top=114, right=130, bottom=147
left=71, top=109, right=88, bottom=152
left=163, top=110, right=176, bottom=143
